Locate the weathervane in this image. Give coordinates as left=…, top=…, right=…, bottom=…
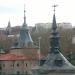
left=52, top=5, right=58, bottom=13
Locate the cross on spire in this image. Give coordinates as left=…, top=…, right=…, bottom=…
left=52, top=5, right=58, bottom=13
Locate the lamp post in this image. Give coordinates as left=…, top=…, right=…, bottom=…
left=38, top=37, right=41, bottom=65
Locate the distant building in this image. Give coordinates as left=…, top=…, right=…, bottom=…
left=35, top=22, right=72, bottom=32
left=35, top=23, right=51, bottom=32
left=58, top=22, right=72, bottom=29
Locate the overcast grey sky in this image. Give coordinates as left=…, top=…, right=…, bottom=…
left=0, top=0, right=75, bottom=27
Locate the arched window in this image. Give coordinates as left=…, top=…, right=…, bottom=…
left=17, top=63, right=19, bottom=67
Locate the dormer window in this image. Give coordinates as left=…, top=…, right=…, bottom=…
left=54, top=59, right=63, bottom=67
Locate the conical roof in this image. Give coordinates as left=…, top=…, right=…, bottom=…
left=52, top=14, right=57, bottom=30
left=18, top=7, right=33, bottom=48
left=11, top=7, right=34, bottom=48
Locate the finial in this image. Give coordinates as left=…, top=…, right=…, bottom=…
left=24, top=4, right=26, bottom=14
left=52, top=4, right=58, bottom=13
left=24, top=4, right=26, bottom=24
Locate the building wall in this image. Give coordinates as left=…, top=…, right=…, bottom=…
left=10, top=48, right=38, bottom=57
left=35, top=22, right=72, bottom=32
left=0, top=47, right=39, bottom=74
left=0, top=60, right=38, bottom=74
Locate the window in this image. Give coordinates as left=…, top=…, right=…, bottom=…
left=26, top=63, right=27, bottom=67
left=17, top=71, right=20, bottom=74
left=26, top=71, right=28, bottom=74
left=40, top=60, right=46, bottom=66
left=0, top=66, right=2, bottom=70
left=17, top=63, right=19, bottom=67
left=0, top=64, right=2, bottom=70
left=0, top=72, right=1, bottom=74
left=11, top=64, right=14, bottom=67
left=54, top=59, right=63, bottom=67
left=13, top=64, right=14, bottom=67
left=12, top=61, right=15, bottom=67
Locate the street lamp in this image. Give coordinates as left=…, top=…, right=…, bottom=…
left=38, top=37, right=41, bottom=65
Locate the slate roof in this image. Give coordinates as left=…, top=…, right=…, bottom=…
left=18, top=8, right=33, bottom=48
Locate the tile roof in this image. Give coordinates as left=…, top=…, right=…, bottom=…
left=0, top=53, right=43, bottom=61
left=0, top=54, right=29, bottom=61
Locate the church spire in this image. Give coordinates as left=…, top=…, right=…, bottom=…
left=18, top=5, right=33, bottom=48
left=52, top=5, right=58, bottom=30
left=7, top=19, right=11, bottom=28
left=50, top=5, right=59, bottom=54
left=6, top=20, right=11, bottom=35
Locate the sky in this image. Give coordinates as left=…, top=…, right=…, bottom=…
left=0, top=0, right=75, bottom=28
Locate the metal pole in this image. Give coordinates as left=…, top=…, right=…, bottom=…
left=38, top=37, right=41, bottom=65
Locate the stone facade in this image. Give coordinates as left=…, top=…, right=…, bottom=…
left=0, top=52, right=39, bottom=74
left=0, top=60, right=37, bottom=74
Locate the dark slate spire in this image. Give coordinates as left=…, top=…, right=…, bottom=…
left=52, top=14, right=57, bottom=30
left=50, top=5, right=59, bottom=54
left=6, top=20, right=11, bottom=35
left=19, top=6, right=33, bottom=48
left=8, top=20, right=11, bottom=27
